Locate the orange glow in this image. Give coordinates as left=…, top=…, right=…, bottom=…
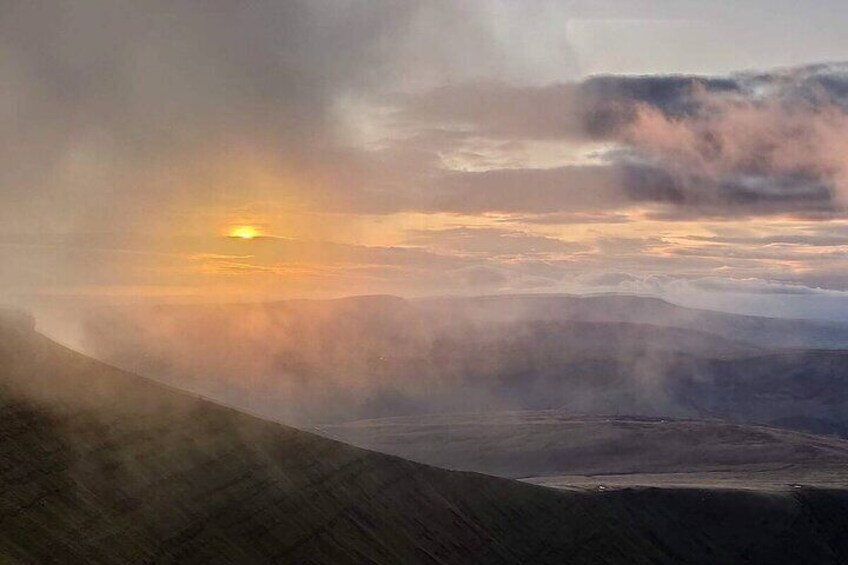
left=228, top=225, right=261, bottom=240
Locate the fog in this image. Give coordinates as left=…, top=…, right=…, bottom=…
left=64, top=294, right=848, bottom=432
left=5, top=0, right=848, bottom=437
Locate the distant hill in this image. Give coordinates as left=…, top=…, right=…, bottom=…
left=419, top=294, right=848, bottom=349
left=4, top=312, right=848, bottom=563
left=320, top=412, right=848, bottom=489
left=78, top=295, right=848, bottom=436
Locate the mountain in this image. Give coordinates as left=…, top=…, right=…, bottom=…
left=5, top=311, right=848, bottom=563
left=319, top=412, right=848, bottom=489
left=419, top=294, right=848, bottom=349
left=77, top=295, right=848, bottom=436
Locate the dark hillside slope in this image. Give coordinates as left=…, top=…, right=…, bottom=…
left=3, top=312, right=848, bottom=564
left=320, top=412, right=848, bottom=487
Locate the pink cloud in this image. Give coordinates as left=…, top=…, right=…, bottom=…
left=623, top=81, right=848, bottom=205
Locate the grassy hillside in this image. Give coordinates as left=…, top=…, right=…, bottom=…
left=3, top=312, right=848, bottom=563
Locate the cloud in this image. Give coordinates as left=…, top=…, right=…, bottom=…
left=405, top=227, right=586, bottom=256
left=6, top=1, right=848, bottom=307
left=616, top=84, right=848, bottom=212
left=8, top=2, right=848, bottom=225
left=683, top=277, right=836, bottom=296
left=0, top=2, right=393, bottom=220
left=497, top=211, right=633, bottom=225
left=684, top=233, right=848, bottom=247
left=383, top=63, right=848, bottom=217
left=397, top=82, right=586, bottom=140
left=2, top=1, right=585, bottom=230
left=424, top=166, right=625, bottom=214
left=579, top=64, right=848, bottom=216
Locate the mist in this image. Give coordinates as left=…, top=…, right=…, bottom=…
left=64, top=295, right=848, bottom=438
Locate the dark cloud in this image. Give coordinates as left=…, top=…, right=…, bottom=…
left=393, top=62, right=848, bottom=217
left=621, top=164, right=835, bottom=213
left=580, top=74, right=740, bottom=136
left=596, top=64, right=848, bottom=215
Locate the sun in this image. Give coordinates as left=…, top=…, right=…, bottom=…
left=228, top=225, right=261, bottom=240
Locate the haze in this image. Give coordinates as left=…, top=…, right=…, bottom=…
left=8, top=4, right=848, bottom=562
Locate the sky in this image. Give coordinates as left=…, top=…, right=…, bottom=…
left=6, top=1, right=848, bottom=320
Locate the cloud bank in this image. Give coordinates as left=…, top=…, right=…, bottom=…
left=4, top=2, right=848, bottom=315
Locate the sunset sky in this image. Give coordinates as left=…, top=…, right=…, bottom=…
left=6, top=1, right=848, bottom=319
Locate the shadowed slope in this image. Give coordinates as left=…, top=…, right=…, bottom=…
left=3, top=312, right=848, bottom=564
left=320, top=412, right=848, bottom=488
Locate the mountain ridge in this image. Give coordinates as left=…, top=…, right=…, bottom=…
left=4, top=311, right=848, bottom=563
